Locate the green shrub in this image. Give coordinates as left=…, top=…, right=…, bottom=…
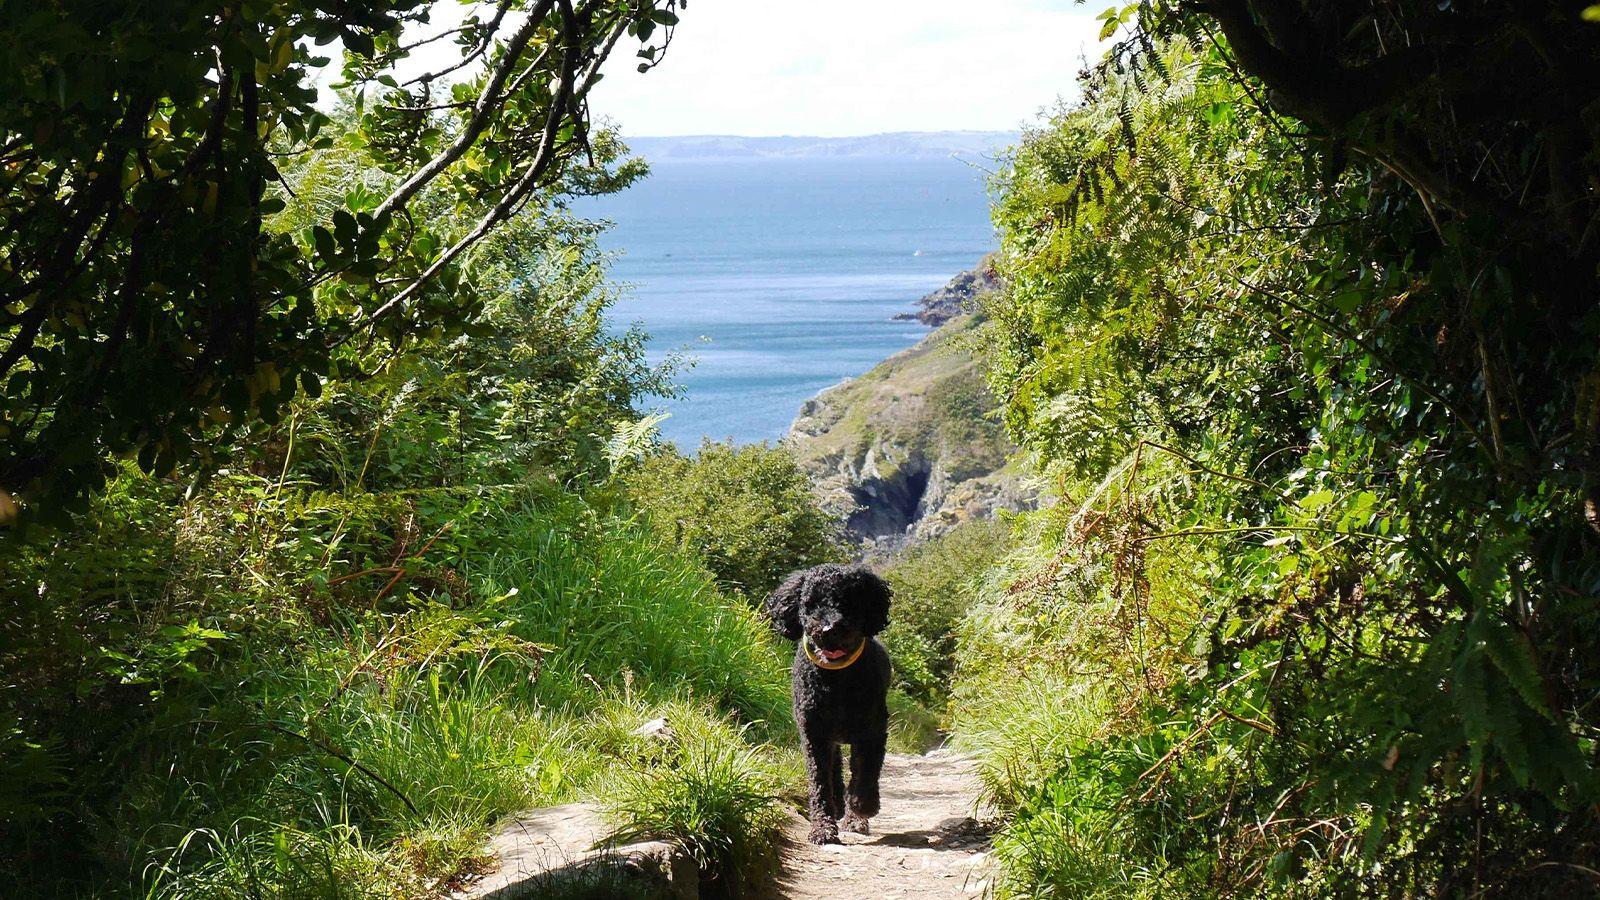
left=962, top=21, right=1600, bottom=896
left=603, top=711, right=787, bottom=897
left=0, top=109, right=796, bottom=897
left=621, top=441, right=844, bottom=598
left=880, top=518, right=1011, bottom=708
left=280, top=214, right=677, bottom=494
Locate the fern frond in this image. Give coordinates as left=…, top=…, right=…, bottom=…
left=604, top=412, right=668, bottom=475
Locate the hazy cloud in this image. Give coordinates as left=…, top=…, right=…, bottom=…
left=587, top=0, right=1104, bottom=136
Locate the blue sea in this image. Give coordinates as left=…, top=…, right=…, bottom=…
left=574, top=156, right=996, bottom=447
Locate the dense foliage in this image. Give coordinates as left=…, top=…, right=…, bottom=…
left=0, top=42, right=802, bottom=889
left=3, top=471, right=792, bottom=897
left=880, top=519, right=1011, bottom=708
left=954, top=4, right=1600, bottom=895
left=13, top=0, right=1600, bottom=895
left=623, top=441, right=845, bottom=598
left=0, top=0, right=681, bottom=517
left=0, top=221, right=797, bottom=895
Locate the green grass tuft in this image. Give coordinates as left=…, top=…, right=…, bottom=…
left=602, top=712, right=788, bottom=897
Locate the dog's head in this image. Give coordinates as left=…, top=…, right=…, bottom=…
left=763, top=564, right=891, bottom=663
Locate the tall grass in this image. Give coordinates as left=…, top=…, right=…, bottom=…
left=6, top=477, right=795, bottom=898
left=469, top=497, right=792, bottom=732
left=942, top=505, right=1203, bottom=899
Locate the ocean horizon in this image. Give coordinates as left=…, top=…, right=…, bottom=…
left=574, top=150, right=999, bottom=447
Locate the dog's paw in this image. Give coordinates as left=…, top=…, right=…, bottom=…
left=808, top=823, right=840, bottom=845
left=852, top=796, right=881, bottom=819
left=840, top=813, right=871, bottom=835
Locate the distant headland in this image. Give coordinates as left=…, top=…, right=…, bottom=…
left=623, top=131, right=1018, bottom=160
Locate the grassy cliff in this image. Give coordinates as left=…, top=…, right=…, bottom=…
left=784, top=313, right=1029, bottom=553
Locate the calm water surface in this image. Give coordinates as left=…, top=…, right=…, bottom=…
left=575, top=156, right=996, bottom=447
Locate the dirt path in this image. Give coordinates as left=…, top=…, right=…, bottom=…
left=453, top=749, right=992, bottom=899
left=774, top=749, right=993, bottom=899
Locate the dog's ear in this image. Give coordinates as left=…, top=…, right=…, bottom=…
left=763, top=569, right=806, bottom=641
left=848, top=566, right=892, bottom=636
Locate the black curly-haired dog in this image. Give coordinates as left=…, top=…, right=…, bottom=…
left=763, top=563, right=892, bottom=845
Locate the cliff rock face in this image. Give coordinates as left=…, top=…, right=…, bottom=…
left=784, top=313, right=1032, bottom=555
left=893, top=260, right=1002, bottom=326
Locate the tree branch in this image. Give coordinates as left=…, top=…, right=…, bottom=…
left=371, top=0, right=555, bottom=224
left=1196, top=0, right=1441, bottom=127
left=352, top=0, right=607, bottom=332
left=397, top=0, right=518, bottom=87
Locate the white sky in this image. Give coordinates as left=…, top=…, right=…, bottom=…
left=585, top=0, right=1104, bottom=136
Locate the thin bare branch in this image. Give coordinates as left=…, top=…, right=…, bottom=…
left=397, top=0, right=517, bottom=85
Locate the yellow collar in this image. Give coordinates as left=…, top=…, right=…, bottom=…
left=803, top=636, right=866, bottom=671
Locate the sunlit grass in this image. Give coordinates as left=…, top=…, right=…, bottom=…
left=117, top=492, right=796, bottom=899
left=602, top=711, right=789, bottom=897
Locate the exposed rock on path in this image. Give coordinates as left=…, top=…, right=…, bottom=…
left=452, top=802, right=696, bottom=899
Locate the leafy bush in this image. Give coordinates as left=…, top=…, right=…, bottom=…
left=285, top=220, right=679, bottom=492
left=958, top=23, right=1600, bottom=899
left=880, top=518, right=1012, bottom=708
left=0, top=9, right=802, bottom=898
left=0, top=0, right=683, bottom=514
left=622, top=441, right=844, bottom=598
left=0, top=183, right=788, bottom=895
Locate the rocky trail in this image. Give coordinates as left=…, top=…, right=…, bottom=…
left=453, top=750, right=993, bottom=899
left=774, top=750, right=993, bottom=899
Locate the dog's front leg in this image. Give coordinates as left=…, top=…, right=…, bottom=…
left=842, top=734, right=885, bottom=834
left=801, top=733, right=840, bottom=844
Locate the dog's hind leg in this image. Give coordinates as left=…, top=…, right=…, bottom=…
left=828, top=745, right=846, bottom=820
left=842, top=735, right=885, bottom=834
left=801, top=733, right=840, bottom=844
